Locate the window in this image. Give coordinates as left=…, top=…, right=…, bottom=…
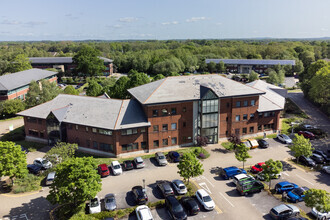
left=171, top=108, right=176, bottom=115
left=100, top=143, right=114, bottom=152
left=226, top=117, right=228, bottom=122
left=250, top=113, right=255, bottom=120
left=99, top=129, right=112, bottom=136
left=235, top=115, right=240, bottom=122
left=75, top=125, right=78, bottom=130
left=183, top=122, right=186, bottom=127
left=235, top=128, right=240, bottom=135
left=202, top=113, right=218, bottom=128
left=251, top=100, right=255, bottom=106
left=152, top=110, right=158, bottom=117
left=162, top=124, right=168, bottom=131
left=226, top=131, right=228, bottom=136
left=121, top=128, right=138, bottom=135
left=162, top=139, right=168, bottom=146
left=171, top=137, right=177, bottom=145
left=38, top=119, right=42, bottom=124
left=162, top=109, right=168, bottom=116
left=68, top=124, right=72, bottom=129
left=92, top=128, right=97, bottom=133
left=153, top=125, right=159, bottom=132
left=243, top=127, right=247, bottom=134
left=243, top=100, right=248, bottom=107
left=183, top=107, right=186, bottom=112
left=86, top=140, right=90, bottom=147
left=236, top=101, right=240, bottom=107
left=132, top=143, right=138, bottom=150
left=258, top=125, right=262, bottom=131
left=140, top=127, right=146, bottom=133
left=202, top=99, right=219, bottom=113
left=227, top=102, right=230, bottom=108
left=258, top=113, right=263, bottom=118
left=271, top=111, right=275, bottom=117
left=171, top=123, right=177, bottom=130
left=93, top=141, right=98, bottom=149
left=141, top=142, right=147, bottom=149
left=243, top=114, right=248, bottom=120
left=40, top=132, right=44, bottom=138
left=27, top=117, right=37, bottom=123
left=28, top=129, right=38, bottom=136
left=153, top=140, right=159, bottom=147
left=250, top=126, right=254, bottom=133
left=85, top=127, right=89, bottom=132
left=264, top=112, right=271, bottom=117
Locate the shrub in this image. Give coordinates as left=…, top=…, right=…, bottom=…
left=199, top=153, right=206, bottom=159
left=12, top=174, right=42, bottom=193
left=192, top=147, right=210, bottom=159
left=67, top=77, right=74, bottom=84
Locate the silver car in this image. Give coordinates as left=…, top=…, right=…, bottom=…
left=134, top=157, right=145, bottom=169
left=104, top=193, right=116, bottom=211
left=155, top=152, right=168, bottom=166
left=269, top=204, right=300, bottom=219
left=171, top=179, right=187, bottom=195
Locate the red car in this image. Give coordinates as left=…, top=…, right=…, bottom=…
left=298, top=131, right=315, bottom=139
left=251, top=162, right=265, bottom=173
left=98, top=164, right=110, bottom=177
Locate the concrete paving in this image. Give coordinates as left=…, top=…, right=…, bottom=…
left=0, top=118, right=24, bottom=138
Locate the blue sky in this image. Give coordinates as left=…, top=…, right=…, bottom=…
left=0, top=0, right=329, bottom=41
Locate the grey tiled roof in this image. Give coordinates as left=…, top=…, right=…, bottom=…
left=0, top=68, right=58, bottom=91
left=29, top=56, right=113, bottom=64
left=128, top=74, right=265, bottom=105
left=17, top=94, right=150, bottom=130
left=205, top=59, right=295, bottom=66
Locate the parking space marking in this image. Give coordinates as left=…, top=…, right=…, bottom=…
left=295, top=174, right=315, bottom=186
left=199, top=182, right=212, bottom=194
left=283, top=172, right=289, bottom=176
left=200, top=175, right=215, bottom=188
left=214, top=205, right=223, bottom=214
left=219, top=192, right=235, bottom=208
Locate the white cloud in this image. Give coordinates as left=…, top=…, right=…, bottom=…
left=215, top=22, right=222, bottom=26
left=24, top=21, right=47, bottom=27
left=161, top=21, right=179, bottom=25
left=1, top=19, right=21, bottom=25
left=321, top=28, right=328, bottom=31
left=119, top=17, right=138, bottom=23
left=186, top=17, right=208, bottom=22
left=107, top=24, right=122, bottom=29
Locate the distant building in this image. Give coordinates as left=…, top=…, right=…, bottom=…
left=29, top=56, right=114, bottom=76
left=205, top=59, right=295, bottom=74
left=0, top=69, right=58, bottom=101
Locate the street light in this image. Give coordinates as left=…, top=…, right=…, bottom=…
left=143, top=179, right=145, bottom=189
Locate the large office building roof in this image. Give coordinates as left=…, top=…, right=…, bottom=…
left=0, top=68, right=58, bottom=91
left=29, top=56, right=113, bottom=64
left=205, top=59, right=295, bottom=66
left=128, top=74, right=265, bottom=105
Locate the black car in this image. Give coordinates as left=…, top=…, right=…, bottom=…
left=123, top=160, right=134, bottom=171
left=313, top=150, right=330, bottom=163
left=298, top=156, right=316, bottom=167
left=132, top=186, right=148, bottom=205
left=21, top=146, right=29, bottom=154
left=27, top=164, right=42, bottom=175
left=257, top=139, right=269, bottom=148
left=180, top=197, right=200, bottom=216
left=157, top=180, right=174, bottom=198
left=168, top=151, right=180, bottom=163
left=310, top=154, right=325, bottom=164
left=165, top=195, right=187, bottom=220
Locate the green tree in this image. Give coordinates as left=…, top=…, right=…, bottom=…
left=299, top=50, right=315, bottom=68
left=86, top=80, right=103, bottom=97
left=0, top=141, right=28, bottom=184
left=283, top=64, right=293, bottom=76
left=0, top=99, right=25, bottom=117
left=309, top=66, right=330, bottom=110
left=153, top=58, right=185, bottom=76
left=248, top=70, right=259, bottom=82
left=109, top=76, right=130, bottom=99
left=294, top=60, right=304, bottom=75
left=128, top=72, right=150, bottom=88
left=177, top=152, right=204, bottom=184
left=73, top=45, right=105, bottom=76
left=47, top=157, right=101, bottom=207
left=44, top=142, right=78, bottom=166
left=261, top=159, right=283, bottom=189
left=304, top=189, right=330, bottom=213
left=216, top=61, right=226, bottom=73
left=63, top=85, right=79, bottom=95
left=152, top=74, right=165, bottom=82
left=0, top=59, right=9, bottom=75
left=267, top=69, right=279, bottom=85
left=235, top=143, right=251, bottom=169
left=207, top=61, right=217, bottom=73
left=7, top=54, right=32, bottom=73
left=290, top=134, right=314, bottom=164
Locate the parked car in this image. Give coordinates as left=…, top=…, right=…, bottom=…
left=232, top=173, right=255, bottom=186
left=165, top=195, right=187, bottom=220
left=27, top=164, right=42, bottom=175
left=258, top=139, right=269, bottom=148
left=157, top=180, right=174, bottom=197
left=132, top=186, right=148, bottom=205
left=89, top=196, right=101, bottom=214
left=195, top=189, right=215, bottom=211
left=180, top=197, right=200, bottom=216
left=311, top=207, right=330, bottom=220
left=286, top=187, right=309, bottom=203
left=111, top=161, right=122, bottom=175
left=298, top=131, right=315, bottom=139
left=303, top=124, right=317, bottom=130
left=134, top=157, right=145, bottom=169
left=251, top=162, right=265, bottom=173
left=277, top=134, right=293, bottom=144
left=310, top=153, right=325, bottom=164
left=155, top=152, right=168, bottom=166
left=256, top=171, right=281, bottom=181
left=98, top=164, right=110, bottom=177
left=33, top=158, right=52, bottom=169
left=313, top=150, right=330, bottom=163
left=248, top=139, right=259, bottom=149
left=123, top=160, right=134, bottom=171
left=168, top=151, right=180, bottom=163
left=172, top=179, right=187, bottom=195
left=298, top=156, right=316, bottom=167
left=135, top=205, right=154, bottom=220
left=275, top=181, right=299, bottom=194
left=219, top=166, right=247, bottom=180
left=104, top=193, right=117, bottom=211
left=236, top=179, right=264, bottom=196
left=322, top=166, right=330, bottom=174
left=45, top=172, right=56, bottom=186
left=269, top=204, right=300, bottom=219
left=242, top=140, right=252, bottom=149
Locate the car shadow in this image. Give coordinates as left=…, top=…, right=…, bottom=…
left=262, top=213, right=273, bottom=220
left=149, top=157, right=159, bottom=167
left=281, top=160, right=296, bottom=172
left=127, top=211, right=137, bottom=220
left=156, top=207, right=171, bottom=220
left=314, top=172, right=330, bottom=187
left=209, top=166, right=221, bottom=175
left=226, top=182, right=235, bottom=187
left=211, top=148, right=231, bottom=154
left=225, top=189, right=241, bottom=197
left=213, top=175, right=223, bottom=181
left=125, top=191, right=136, bottom=206
left=148, top=183, right=163, bottom=199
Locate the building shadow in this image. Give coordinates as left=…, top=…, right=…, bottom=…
left=148, top=183, right=163, bottom=199
left=314, top=172, right=330, bottom=187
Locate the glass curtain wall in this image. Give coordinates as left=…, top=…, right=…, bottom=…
left=46, top=113, right=61, bottom=146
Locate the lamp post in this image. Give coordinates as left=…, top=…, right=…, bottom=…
left=143, top=179, right=145, bottom=189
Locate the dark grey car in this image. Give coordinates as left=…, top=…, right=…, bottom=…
left=104, top=193, right=116, bottom=211
left=157, top=180, right=174, bottom=198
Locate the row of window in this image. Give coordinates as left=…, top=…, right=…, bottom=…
left=152, top=107, right=187, bottom=117
left=234, top=100, right=256, bottom=108
left=28, top=129, right=44, bottom=138
left=229, top=123, right=275, bottom=136
left=153, top=123, right=177, bottom=132
left=27, top=117, right=42, bottom=124
left=87, top=140, right=114, bottom=153
left=234, top=111, right=275, bottom=122
left=152, top=137, right=177, bottom=148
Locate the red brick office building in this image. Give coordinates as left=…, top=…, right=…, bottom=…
left=18, top=75, right=286, bottom=157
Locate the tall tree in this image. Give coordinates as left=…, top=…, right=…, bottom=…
left=63, top=85, right=79, bottom=95
left=44, top=142, right=78, bottom=166
left=248, top=70, right=259, bottom=82
left=290, top=134, right=314, bottom=164
left=0, top=99, right=25, bottom=117
left=86, top=79, right=103, bottom=97
left=7, top=54, right=32, bottom=73
left=216, top=61, right=226, bottom=73
left=207, top=61, right=217, bottom=73
left=127, top=71, right=150, bottom=88
left=294, top=60, right=304, bottom=75
left=304, top=189, right=330, bottom=213
left=109, top=76, right=130, bottom=99
left=152, top=74, right=165, bottom=82
left=261, top=159, right=283, bottom=189
left=309, top=66, right=330, bottom=108
left=177, top=152, right=204, bottom=184
left=235, top=143, right=251, bottom=169
left=73, top=45, right=105, bottom=76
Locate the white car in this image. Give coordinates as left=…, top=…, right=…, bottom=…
left=33, top=158, right=52, bottom=169
left=303, top=124, right=317, bottom=130
left=232, top=173, right=255, bottom=186
left=195, top=189, right=215, bottom=211
left=277, top=134, right=293, bottom=144
left=171, top=179, right=187, bottom=195
left=89, top=196, right=101, bottom=214
left=311, top=207, right=330, bottom=220
left=322, top=166, right=330, bottom=175
left=45, top=172, right=56, bottom=186
left=111, top=161, right=122, bottom=175
left=134, top=157, right=145, bottom=169
left=136, top=205, right=154, bottom=220
left=256, top=171, right=282, bottom=181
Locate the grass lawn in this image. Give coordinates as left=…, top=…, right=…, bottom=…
left=12, top=174, right=43, bottom=194
left=0, top=116, right=23, bottom=122
left=16, top=140, right=47, bottom=152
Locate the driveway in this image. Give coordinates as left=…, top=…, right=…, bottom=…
left=0, top=118, right=24, bottom=138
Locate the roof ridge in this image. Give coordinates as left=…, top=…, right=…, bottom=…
left=143, top=78, right=168, bottom=104
left=114, top=100, right=124, bottom=129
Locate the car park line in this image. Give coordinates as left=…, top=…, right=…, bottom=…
left=295, top=174, right=315, bottom=186
left=282, top=172, right=289, bottom=176
left=199, top=182, right=212, bottom=194
left=218, top=192, right=235, bottom=208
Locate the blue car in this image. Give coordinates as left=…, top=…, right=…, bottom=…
left=287, top=187, right=309, bottom=203
left=219, top=166, right=247, bottom=180
left=274, top=181, right=299, bottom=194
left=168, top=151, right=180, bottom=163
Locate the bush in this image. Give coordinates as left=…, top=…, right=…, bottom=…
left=198, top=153, right=206, bottom=159
left=12, top=174, right=42, bottom=193
left=147, top=200, right=165, bottom=209
left=192, top=147, right=210, bottom=159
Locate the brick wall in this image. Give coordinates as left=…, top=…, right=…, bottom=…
left=23, top=117, right=48, bottom=140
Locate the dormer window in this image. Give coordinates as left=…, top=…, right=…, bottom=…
left=162, top=109, right=168, bottom=116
